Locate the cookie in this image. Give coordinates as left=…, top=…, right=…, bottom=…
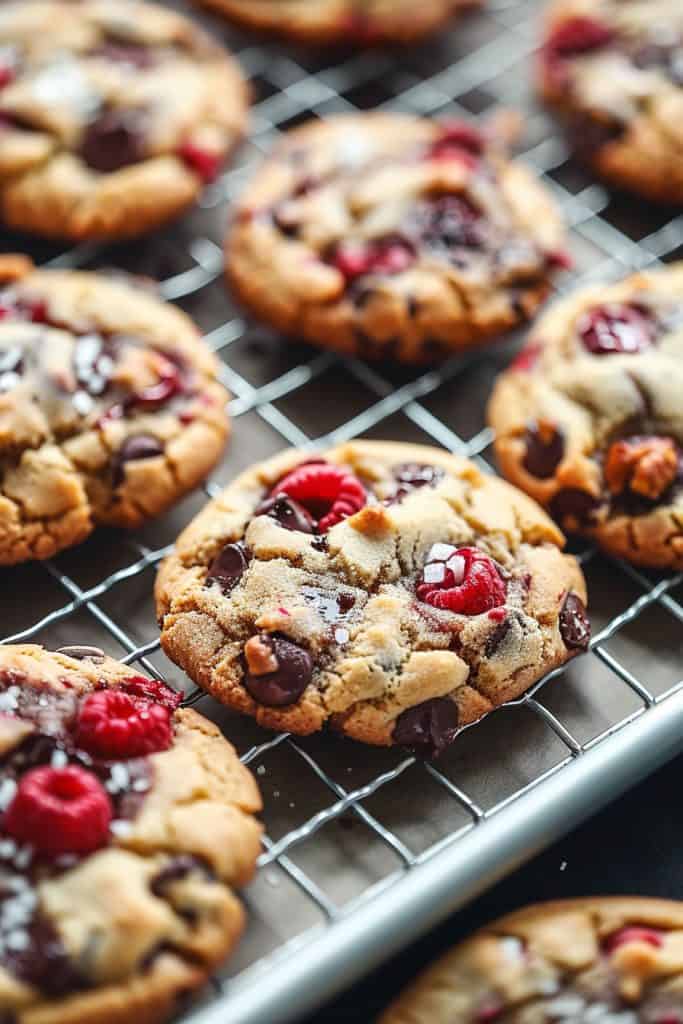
left=488, top=264, right=683, bottom=570
left=225, top=113, right=568, bottom=364
left=380, top=897, right=683, bottom=1023
left=0, top=256, right=230, bottom=566
left=0, top=643, right=262, bottom=1024
left=0, top=0, right=248, bottom=241
left=155, top=441, right=589, bottom=754
left=194, top=0, right=477, bottom=46
left=539, top=0, right=683, bottom=204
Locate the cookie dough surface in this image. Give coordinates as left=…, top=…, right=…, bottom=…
left=488, top=264, right=683, bottom=569
left=0, top=0, right=248, bottom=240
left=0, top=643, right=262, bottom=1024
left=194, top=0, right=477, bottom=46
left=539, top=0, right=683, bottom=203
left=156, top=441, right=589, bottom=753
left=380, top=897, right=683, bottom=1023
left=226, top=113, right=567, bottom=364
left=0, top=257, right=230, bottom=565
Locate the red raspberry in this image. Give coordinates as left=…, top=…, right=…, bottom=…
left=417, top=544, right=507, bottom=615
left=77, top=689, right=172, bottom=759
left=178, top=140, right=223, bottom=183
left=271, top=462, right=367, bottom=533
left=428, top=121, right=485, bottom=168
left=0, top=65, right=15, bottom=90
left=3, top=766, right=112, bottom=857
left=546, top=16, right=614, bottom=58
left=578, top=303, right=657, bottom=356
left=119, top=676, right=183, bottom=711
left=132, top=359, right=183, bottom=409
left=604, top=926, right=663, bottom=954
left=331, top=237, right=415, bottom=282
left=510, top=342, right=542, bottom=373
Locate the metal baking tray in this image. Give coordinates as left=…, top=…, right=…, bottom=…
left=2, top=0, right=682, bottom=1021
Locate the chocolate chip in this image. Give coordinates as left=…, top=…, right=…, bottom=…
left=112, top=434, right=164, bottom=487
left=550, top=488, right=601, bottom=526
left=205, top=542, right=250, bottom=595
left=56, top=645, right=105, bottom=663
left=393, top=698, right=459, bottom=759
left=523, top=422, right=565, bottom=478
left=79, top=107, right=147, bottom=173
left=243, top=635, right=313, bottom=707
left=559, top=593, right=591, bottom=651
left=151, top=855, right=212, bottom=899
left=484, top=617, right=511, bottom=657
left=255, top=495, right=315, bottom=534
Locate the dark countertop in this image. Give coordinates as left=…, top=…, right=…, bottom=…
left=309, top=751, right=682, bottom=1021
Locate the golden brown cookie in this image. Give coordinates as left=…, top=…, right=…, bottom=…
left=226, top=113, right=568, bottom=364
left=539, top=0, right=683, bottom=203
left=0, top=0, right=248, bottom=241
left=0, top=257, right=230, bottom=566
left=488, top=264, right=683, bottom=570
left=0, top=643, right=262, bottom=1024
left=380, top=897, right=683, bottom=1023
left=156, top=441, right=589, bottom=754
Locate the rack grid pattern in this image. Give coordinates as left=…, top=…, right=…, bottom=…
left=2, top=0, right=683, bottom=1019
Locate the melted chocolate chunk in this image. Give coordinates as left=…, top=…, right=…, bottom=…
left=300, top=586, right=355, bottom=623
left=0, top=895, right=84, bottom=998
left=151, top=855, right=213, bottom=899
left=484, top=617, right=511, bottom=657
left=80, top=107, right=147, bottom=173
left=393, top=698, right=459, bottom=759
left=550, top=488, right=601, bottom=526
left=559, top=593, right=591, bottom=651
left=91, top=42, right=156, bottom=69
left=205, top=542, right=250, bottom=595
left=112, top=434, right=164, bottom=487
left=243, top=635, right=313, bottom=708
left=523, top=423, right=565, bottom=479
left=254, top=495, right=315, bottom=534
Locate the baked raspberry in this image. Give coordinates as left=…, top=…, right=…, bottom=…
left=330, top=237, right=415, bottom=282
left=0, top=63, right=16, bottom=90
left=428, top=121, right=485, bottom=167
left=510, top=342, right=542, bottom=373
left=604, top=926, right=663, bottom=953
left=133, top=360, right=184, bottom=408
left=271, top=462, right=367, bottom=533
left=118, top=676, right=183, bottom=711
left=545, top=16, right=614, bottom=58
left=3, top=766, right=112, bottom=857
left=407, top=195, right=486, bottom=255
left=77, top=689, right=172, bottom=759
left=578, top=304, right=658, bottom=356
left=178, top=140, right=223, bottom=184
left=417, top=544, right=507, bottom=615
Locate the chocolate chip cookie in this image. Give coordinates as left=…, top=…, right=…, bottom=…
left=194, top=0, right=477, bottom=46
left=155, top=441, right=589, bottom=755
left=539, top=0, right=683, bottom=203
left=226, top=114, right=568, bottom=364
left=0, top=0, right=248, bottom=241
left=488, top=264, right=683, bottom=570
left=380, top=897, right=683, bottom=1023
left=0, top=256, right=230, bottom=566
left=0, top=643, right=262, bottom=1024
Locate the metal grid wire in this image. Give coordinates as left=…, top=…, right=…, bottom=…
left=2, top=0, right=683, bottom=1018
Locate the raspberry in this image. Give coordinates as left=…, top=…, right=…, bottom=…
left=510, top=342, right=542, bottom=373
left=0, top=65, right=15, bottom=90
left=578, top=303, right=657, bottom=355
left=428, top=120, right=485, bottom=167
left=331, top=237, right=415, bottom=282
left=118, top=676, right=183, bottom=711
left=132, top=360, right=184, bottom=408
left=546, top=16, right=614, bottom=58
left=77, top=690, right=172, bottom=759
left=178, top=140, right=223, bottom=184
left=271, top=462, right=367, bottom=533
left=3, top=766, right=112, bottom=857
left=417, top=544, right=507, bottom=615
left=604, top=926, right=663, bottom=954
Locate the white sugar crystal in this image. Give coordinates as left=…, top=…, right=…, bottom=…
left=110, top=820, right=133, bottom=838
left=5, top=930, right=29, bottom=952
left=0, top=840, right=16, bottom=858
left=500, top=936, right=524, bottom=960
left=106, top=763, right=130, bottom=794
left=0, top=780, right=17, bottom=811
left=14, top=846, right=32, bottom=870
left=51, top=749, right=68, bottom=769
left=0, top=688, right=19, bottom=712
left=72, top=391, right=94, bottom=416
left=584, top=1004, right=610, bottom=1021
left=423, top=563, right=446, bottom=584
left=545, top=994, right=585, bottom=1017
left=133, top=778, right=150, bottom=793
left=257, top=765, right=266, bottom=776
left=334, top=627, right=350, bottom=645
left=446, top=554, right=466, bottom=584
left=427, top=543, right=454, bottom=563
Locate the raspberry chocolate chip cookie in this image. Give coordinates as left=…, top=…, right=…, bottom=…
left=0, top=256, right=230, bottom=566
left=488, top=264, right=683, bottom=570
left=539, top=0, right=683, bottom=203
left=0, top=0, right=248, bottom=241
left=380, top=898, right=683, bottom=1023
left=226, top=114, right=567, bottom=364
left=155, top=441, right=589, bottom=754
left=0, top=643, right=262, bottom=1024
left=194, top=0, right=477, bottom=47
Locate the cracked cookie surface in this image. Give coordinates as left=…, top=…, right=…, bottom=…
left=539, top=0, right=683, bottom=203
left=226, top=113, right=567, bottom=364
left=0, top=643, right=262, bottom=1024
left=155, top=441, right=589, bottom=753
left=380, top=897, right=683, bottom=1023
left=488, top=264, right=683, bottom=569
left=0, top=0, right=248, bottom=241
left=0, top=257, right=230, bottom=566
left=193, top=0, right=478, bottom=46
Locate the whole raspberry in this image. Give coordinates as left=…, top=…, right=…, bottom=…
left=331, top=236, right=415, bottom=282
left=119, top=676, right=183, bottom=711
left=604, top=926, right=663, bottom=953
left=271, top=462, right=367, bottom=533
left=77, top=690, right=173, bottom=759
left=417, top=544, right=507, bottom=615
left=178, top=140, right=223, bottom=183
left=3, top=766, right=112, bottom=857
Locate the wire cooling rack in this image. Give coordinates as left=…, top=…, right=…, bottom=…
left=2, top=0, right=683, bottom=1020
